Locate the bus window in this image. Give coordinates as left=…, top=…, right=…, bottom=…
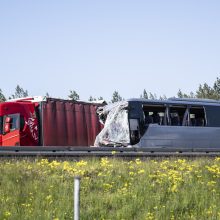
left=189, top=107, right=206, bottom=126
left=143, top=105, right=166, bottom=126
left=169, top=106, right=187, bottom=126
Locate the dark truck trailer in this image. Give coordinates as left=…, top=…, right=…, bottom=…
left=0, top=97, right=103, bottom=147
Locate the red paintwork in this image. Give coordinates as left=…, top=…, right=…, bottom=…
left=0, top=102, right=39, bottom=146
left=0, top=98, right=103, bottom=147
left=2, top=130, right=20, bottom=146
left=42, top=99, right=103, bottom=146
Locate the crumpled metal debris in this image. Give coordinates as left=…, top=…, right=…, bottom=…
left=94, top=101, right=130, bottom=147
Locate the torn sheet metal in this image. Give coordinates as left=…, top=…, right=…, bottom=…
left=94, top=101, right=130, bottom=147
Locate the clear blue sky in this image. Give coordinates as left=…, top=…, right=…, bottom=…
left=0, top=1, right=220, bottom=101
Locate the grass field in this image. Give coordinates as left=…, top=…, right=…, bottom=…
left=1, top=157, right=220, bottom=220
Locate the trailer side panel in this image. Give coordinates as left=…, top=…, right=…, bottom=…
left=42, top=99, right=102, bottom=146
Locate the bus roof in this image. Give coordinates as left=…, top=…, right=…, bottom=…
left=127, top=98, right=220, bottom=106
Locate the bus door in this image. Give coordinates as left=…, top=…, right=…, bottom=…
left=2, top=114, right=20, bottom=146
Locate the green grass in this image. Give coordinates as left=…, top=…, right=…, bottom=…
left=1, top=157, right=220, bottom=219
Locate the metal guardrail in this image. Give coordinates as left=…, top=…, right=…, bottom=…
left=1, top=146, right=220, bottom=157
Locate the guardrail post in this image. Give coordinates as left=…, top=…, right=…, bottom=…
left=74, top=176, right=81, bottom=220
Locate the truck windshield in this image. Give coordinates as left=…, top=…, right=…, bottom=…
left=0, top=116, right=2, bottom=134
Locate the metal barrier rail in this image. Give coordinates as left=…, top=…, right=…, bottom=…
left=1, top=146, right=220, bottom=157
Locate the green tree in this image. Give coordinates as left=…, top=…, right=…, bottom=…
left=176, top=77, right=220, bottom=100
left=196, top=83, right=216, bottom=99
left=11, top=85, right=28, bottom=99
left=89, top=96, right=105, bottom=102
left=88, top=96, right=96, bottom=101
left=149, top=92, right=157, bottom=100
left=213, top=77, right=220, bottom=95
left=209, top=77, right=220, bottom=100
left=111, top=91, right=123, bottom=103
left=177, top=89, right=195, bottom=98
left=177, top=89, right=187, bottom=98
left=45, top=92, right=50, bottom=98
left=159, top=95, right=167, bottom=100
left=0, top=89, right=6, bottom=102
left=68, top=90, right=80, bottom=101
left=140, top=89, right=149, bottom=99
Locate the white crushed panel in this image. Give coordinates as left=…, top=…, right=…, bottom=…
left=94, top=101, right=130, bottom=147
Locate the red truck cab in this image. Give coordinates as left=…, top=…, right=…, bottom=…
left=0, top=98, right=39, bottom=146
left=0, top=97, right=103, bottom=147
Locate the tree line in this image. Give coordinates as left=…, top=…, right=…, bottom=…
left=0, top=85, right=124, bottom=103
left=1, top=78, right=220, bottom=103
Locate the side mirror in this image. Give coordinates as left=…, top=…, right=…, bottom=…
left=5, top=117, right=12, bottom=123
left=4, top=123, right=10, bottom=134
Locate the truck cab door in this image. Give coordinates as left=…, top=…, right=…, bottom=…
left=2, top=114, right=20, bottom=146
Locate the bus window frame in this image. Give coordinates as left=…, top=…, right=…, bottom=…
left=167, top=105, right=188, bottom=126
left=142, top=104, right=167, bottom=126
left=188, top=105, right=207, bottom=127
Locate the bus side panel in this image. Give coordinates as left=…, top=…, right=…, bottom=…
left=138, top=124, right=220, bottom=148
left=205, top=106, right=220, bottom=127
left=42, top=99, right=102, bottom=146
